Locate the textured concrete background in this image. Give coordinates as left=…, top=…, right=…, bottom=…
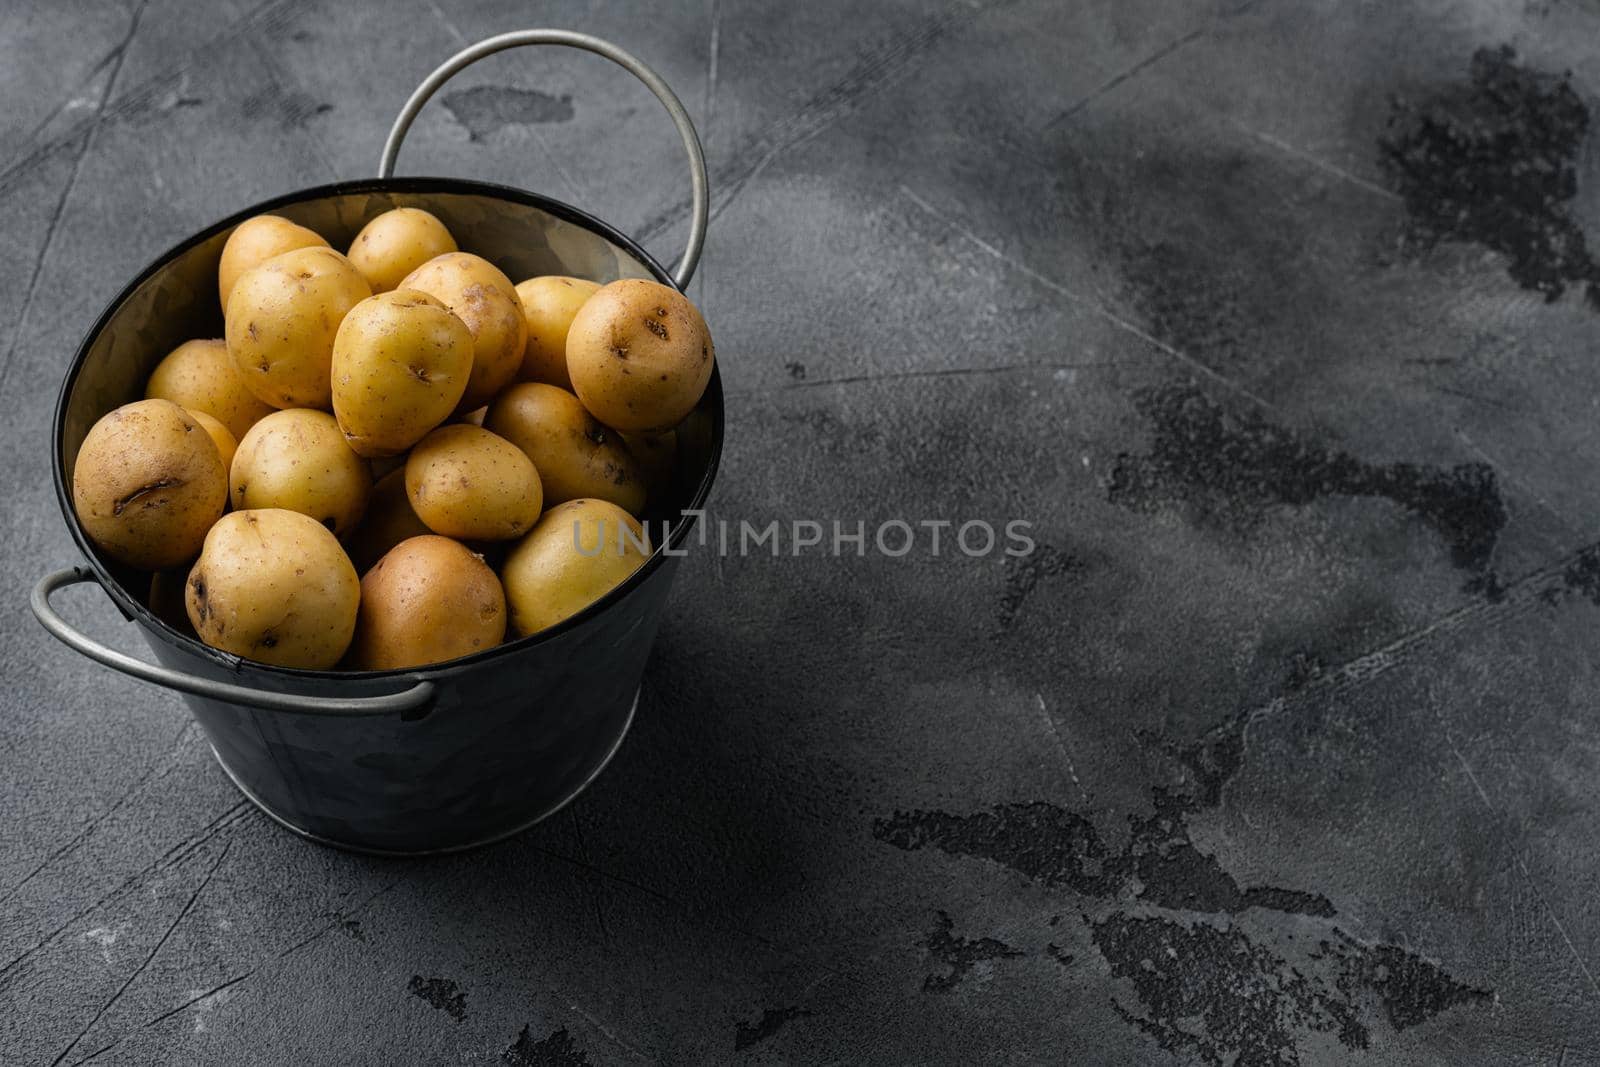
left=5, top=0, right=1600, bottom=1063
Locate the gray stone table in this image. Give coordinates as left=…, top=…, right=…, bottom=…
left=5, top=0, right=1600, bottom=1063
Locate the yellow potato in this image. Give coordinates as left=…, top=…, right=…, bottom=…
left=347, top=468, right=432, bottom=574
left=405, top=424, right=541, bottom=541
left=514, top=276, right=600, bottom=389
left=331, top=289, right=474, bottom=457
left=144, top=338, right=275, bottom=441
left=230, top=409, right=370, bottom=536
left=347, top=208, right=458, bottom=294
left=501, top=498, right=650, bottom=637
left=186, top=509, right=360, bottom=669
left=565, top=278, right=714, bottom=432
left=400, top=253, right=526, bottom=411
left=225, top=246, right=371, bottom=409
left=186, top=410, right=238, bottom=473
left=620, top=429, right=677, bottom=506
left=348, top=535, right=506, bottom=669
left=72, top=399, right=227, bottom=570
left=484, top=382, right=645, bottom=514
left=217, top=215, right=328, bottom=311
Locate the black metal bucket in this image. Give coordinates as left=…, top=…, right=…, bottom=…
left=29, top=32, right=721, bottom=856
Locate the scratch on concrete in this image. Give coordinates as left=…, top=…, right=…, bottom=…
left=1046, top=27, right=1208, bottom=128
left=637, top=0, right=1019, bottom=243
left=0, top=0, right=314, bottom=198
left=1033, top=693, right=1088, bottom=803
left=0, top=0, right=149, bottom=397
left=1441, top=724, right=1600, bottom=1001
left=1228, top=119, right=1400, bottom=201
left=49, top=840, right=232, bottom=1066
left=899, top=184, right=1284, bottom=414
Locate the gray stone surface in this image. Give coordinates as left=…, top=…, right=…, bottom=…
left=5, top=0, right=1600, bottom=1062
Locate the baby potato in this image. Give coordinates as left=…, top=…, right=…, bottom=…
left=484, top=382, right=645, bottom=514
left=226, top=246, right=371, bottom=410
left=145, top=338, right=275, bottom=441
left=405, top=424, right=542, bottom=541
left=186, top=410, right=238, bottom=473
left=565, top=278, right=714, bottom=432
left=347, top=208, right=457, bottom=293
left=400, top=253, right=526, bottom=411
left=186, top=509, right=360, bottom=669
left=231, top=409, right=370, bottom=536
left=347, top=468, right=432, bottom=574
left=348, top=535, right=506, bottom=670
left=501, top=498, right=650, bottom=637
left=331, top=289, right=474, bottom=457
left=514, top=276, right=600, bottom=389
left=217, top=215, right=328, bottom=310
left=72, top=399, right=227, bottom=570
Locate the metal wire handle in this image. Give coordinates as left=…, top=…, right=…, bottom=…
left=379, top=29, right=708, bottom=289
left=31, top=568, right=435, bottom=716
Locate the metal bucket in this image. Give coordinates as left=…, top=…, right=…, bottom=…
left=28, top=31, right=721, bottom=856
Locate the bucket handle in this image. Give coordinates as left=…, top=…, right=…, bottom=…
left=378, top=29, right=708, bottom=290
left=30, top=567, right=435, bottom=716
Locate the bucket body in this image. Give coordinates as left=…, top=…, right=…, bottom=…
left=140, top=558, right=675, bottom=853
left=51, top=180, right=722, bottom=854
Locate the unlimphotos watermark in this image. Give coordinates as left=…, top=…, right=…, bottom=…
left=573, top=513, right=1036, bottom=558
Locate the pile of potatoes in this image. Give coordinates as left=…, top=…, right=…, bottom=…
left=72, top=209, right=714, bottom=671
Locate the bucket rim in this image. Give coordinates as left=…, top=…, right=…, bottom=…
left=52, top=175, right=723, bottom=687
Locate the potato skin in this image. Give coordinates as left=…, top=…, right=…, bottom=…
left=405, top=424, right=542, bottom=541
left=72, top=399, right=227, bottom=570
left=347, top=208, right=457, bottom=294
left=186, top=410, right=238, bottom=473
left=348, top=535, right=506, bottom=669
left=347, top=468, right=432, bottom=574
left=332, top=290, right=474, bottom=457
left=225, top=246, right=371, bottom=410
left=145, top=338, right=274, bottom=440
left=501, top=498, right=650, bottom=637
left=230, top=408, right=370, bottom=537
left=217, top=215, right=328, bottom=311
left=400, top=253, right=526, bottom=411
left=565, top=279, right=714, bottom=432
left=484, top=383, right=645, bottom=514
left=514, top=276, right=599, bottom=389
left=186, top=509, right=360, bottom=669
